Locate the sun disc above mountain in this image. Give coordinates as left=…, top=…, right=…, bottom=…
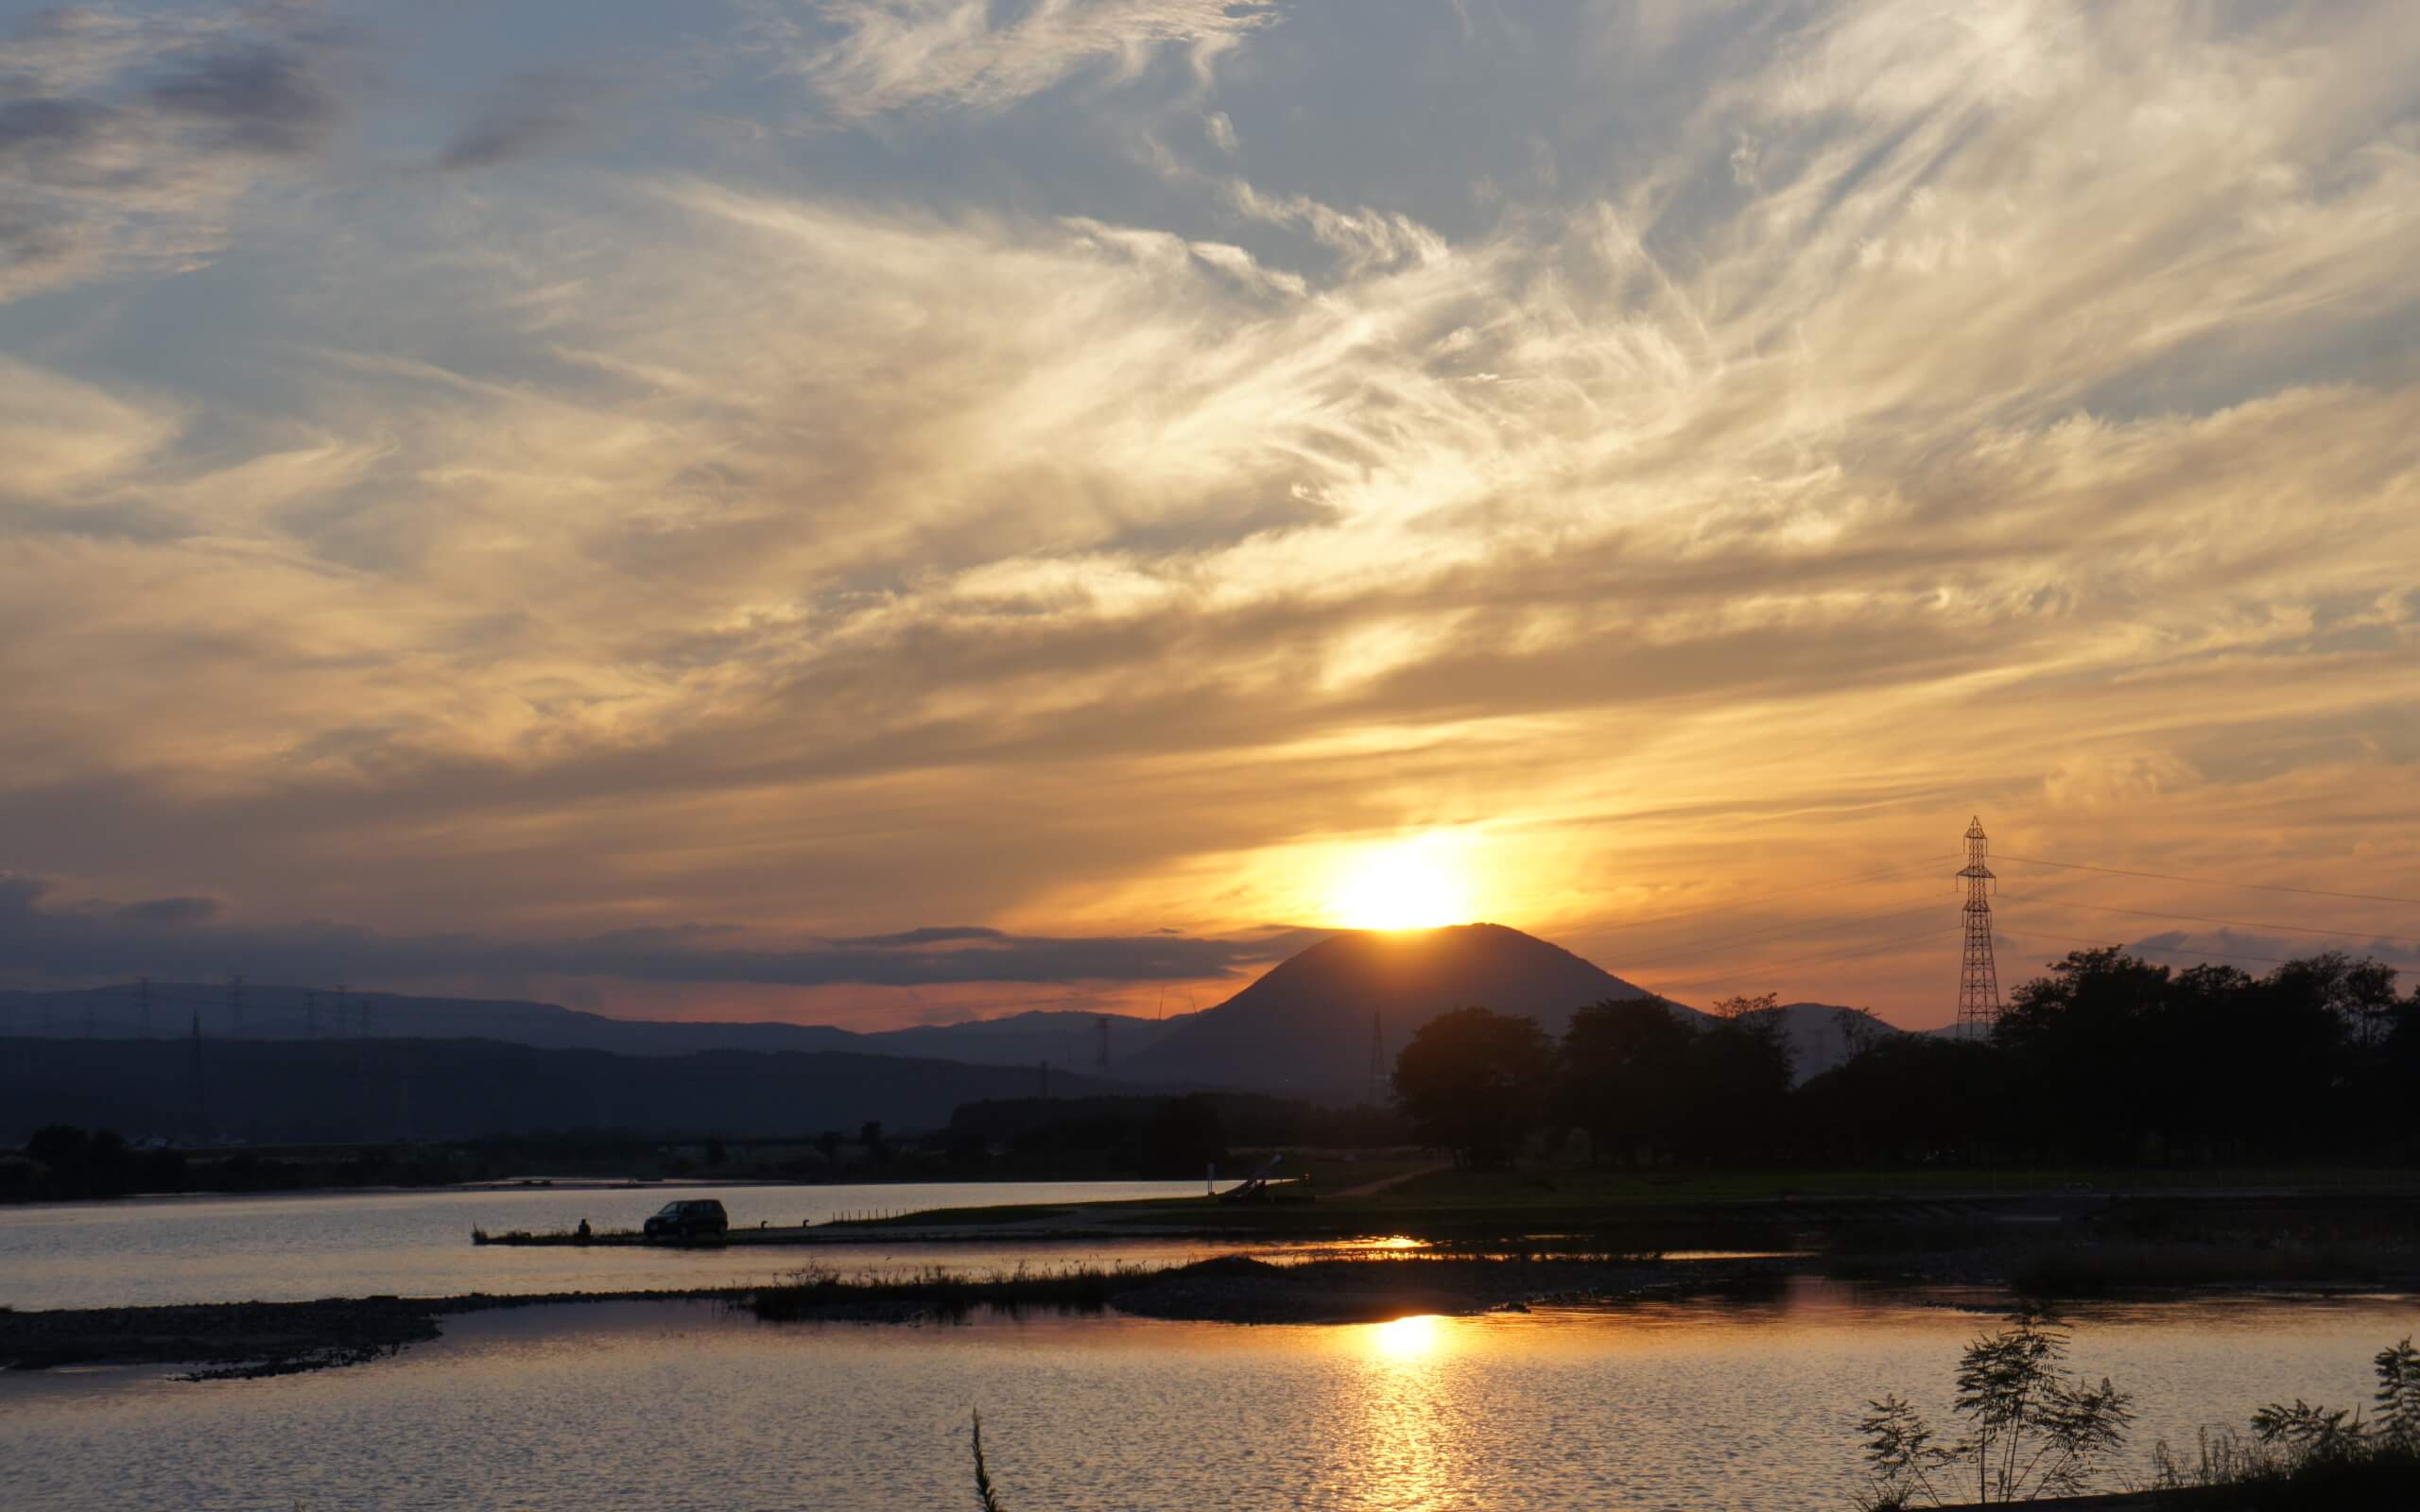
left=1327, top=833, right=1476, bottom=930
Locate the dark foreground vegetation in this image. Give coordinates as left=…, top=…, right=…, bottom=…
left=1859, top=1317, right=2420, bottom=1511
left=1392, top=949, right=2420, bottom=1169
left=950, top=1324, right=2420, bottom=1512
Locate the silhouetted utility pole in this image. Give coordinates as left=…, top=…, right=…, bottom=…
left=1368, top=1012, right=1386, bottom=1107
left=189, top=1009, right=210, bottom=1142
left=1039, top=1059, right=1051, bottom=1099
left=1096, top=1017, right=1111, bottom=1069
left=227, top=973, right=245, bottom=1038
left=1956, top=817, right=2002, bottom=1041
left=334, top=982, right=351, bottom=1036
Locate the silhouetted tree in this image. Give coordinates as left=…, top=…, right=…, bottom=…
left=1556, top=997, right=1694, bottom=1163
left=1993, top=947, right=2367, bottom=1163
left=2274, top=952, right=2404, bottom=1052
left=1678, top=1009, right=1795, bottom=1162
left=26, top=1124, right=92, bottom=1169
left=1996, top=949, right=2178, bottom=1161
left=1392, top=1006, right=1553, bottom=1167
left=1711, top=991, right=1780, bottom=1020
left=1140, top=1095, right=1227, bottom=1177
left=23, top=1125, right=140, bottom=1198
left=2380, top=989, right=2420, bottom=1161
left=1794, top=1035, right=2010, bottom=1165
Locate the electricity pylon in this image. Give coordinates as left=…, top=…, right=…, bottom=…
left=1956, top=816, right=2002, bottom=1040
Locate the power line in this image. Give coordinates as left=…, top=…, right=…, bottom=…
left=1995, top=925, right=2306, bottom=970
left=1998, top=894, right=2416, bottom=948
left=1996, top=852, right=2420, bottom=909
left=1636, top=923, right=1957, bottom=999
left=1617, top=897, right=1946, bottom=969
left=1592, top=858, right=1955, bottom=936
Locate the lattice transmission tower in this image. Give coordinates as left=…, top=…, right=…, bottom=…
left=1956, top=816, right=2001, bottom=1040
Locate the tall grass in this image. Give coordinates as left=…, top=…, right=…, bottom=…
left=744, top=1260, right=1161, bottom=1320
left=971, top=1410, right=1006, bottom=1512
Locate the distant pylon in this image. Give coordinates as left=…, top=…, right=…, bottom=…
left=1367, top=1012, right=1386, bottom=1106
left=1095, top=1016, right=1111, bottom=1070
left=1956, top=816, right=2002, bottom=1040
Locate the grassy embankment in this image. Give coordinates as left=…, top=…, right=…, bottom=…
left=833, top=1160, right=2420, bottom=1291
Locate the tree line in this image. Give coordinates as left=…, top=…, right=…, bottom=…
left=1391, top=949, right=2420, bottom=1168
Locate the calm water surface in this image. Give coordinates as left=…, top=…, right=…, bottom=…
left=4, top=1285, right=2414, bottom=1510
left=0, top=1182, right=1225, bottom=1309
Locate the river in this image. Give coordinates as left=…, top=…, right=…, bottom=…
left=5, top=1284, right=2414, bottom=1510
left=3, top=1186, right=2416, bottom=1509
left=0, top=1180, right=1222, bottom=1310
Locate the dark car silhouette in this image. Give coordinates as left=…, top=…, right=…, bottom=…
left=642, top=1198, right=730, bottom=1241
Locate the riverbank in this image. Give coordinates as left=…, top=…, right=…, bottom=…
left=814, top=1169, right=2420, bottom=1286
left=10, top=1233, right=2416, bottom=1383
left=0, top=1250, right=1788, bottom=1378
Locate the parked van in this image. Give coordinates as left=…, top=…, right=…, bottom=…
left=642, top=1198, right=729, bottom=1240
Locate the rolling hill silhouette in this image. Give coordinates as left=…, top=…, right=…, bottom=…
left=0, top=983, right=1192, bottom=1069
left=4, top=929, right=1913, bottom=1132
left=1112, top=923, right=1655, bottom=1100
left=0, top=1037, right=1108, bottom=1145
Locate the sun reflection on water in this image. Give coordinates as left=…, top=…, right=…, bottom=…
left=1367, top=1312, right=1445, bottom=1363
left=1341, top=1314, right=1462, bottom=1509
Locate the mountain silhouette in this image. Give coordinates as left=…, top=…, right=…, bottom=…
left=0, top=1037, right=1107, bottom=1145
left=0, top=984, right=1192, bottom=1069
left=1111, top=922, right=1654, bottom=1100
left=1764, top=1002, right=1904, bottom=1082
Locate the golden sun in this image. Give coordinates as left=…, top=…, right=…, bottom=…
left=1329, top=835, right=1476, bottom=931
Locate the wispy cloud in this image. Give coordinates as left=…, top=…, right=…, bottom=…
left=0, top=874, right=1322, bottom=988
left=0, top=3, right=351, bottom=300
left=432, top=71, right=598, bottom=171
left=0, top=1, right=2415, bottom=1022
left=769, top=0, right=1279, bottom=118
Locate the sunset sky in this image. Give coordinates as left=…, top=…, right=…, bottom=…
left=3, top=0, right=2415, bottom=1029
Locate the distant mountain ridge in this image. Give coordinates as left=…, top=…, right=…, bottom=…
left=0, top=1036, right=1112, bottom=1145
left=1, top=929, right=1917, bottom=1125
left=1757, top=1002, right=1904, bottom=1083
left=0, top=983, right=1194, bottom=1070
